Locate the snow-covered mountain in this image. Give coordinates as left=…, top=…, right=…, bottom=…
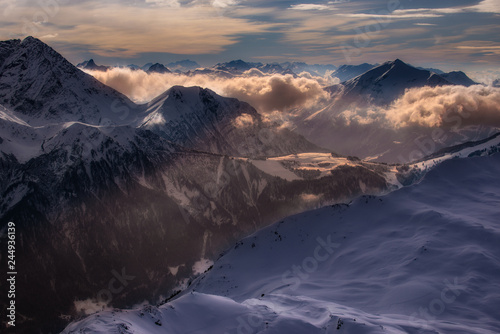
left=140, top=85, right=322, bottom=157
left=206, top=60, right=335, bottom=77
left=0, top=37, right=141, bottom=126
left=215, top=60, right=264, bottom=73
left=63, top=145, right=500, bottom=334
left=340, top=59, right=452, bottom=105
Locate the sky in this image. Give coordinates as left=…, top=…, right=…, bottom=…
left=0, top=0, right=499, bottom=71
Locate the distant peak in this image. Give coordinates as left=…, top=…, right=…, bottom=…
left=147, top=63, right=171, bottom=73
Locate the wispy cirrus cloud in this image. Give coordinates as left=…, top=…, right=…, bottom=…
left=0, top=0, right=272, bottom=57
left=0, top=0, right=499, bottom=69
left=289, top=4, right=334, bottom=11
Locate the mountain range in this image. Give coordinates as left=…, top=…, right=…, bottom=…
left=77, top=58, right=337, bottom=77
left=0, top=37, right=402, bottom=333
left=1, top=37, right=499, bottom=333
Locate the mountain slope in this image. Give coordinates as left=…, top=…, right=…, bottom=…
left=63, top=151, right=500, bottom=334
left=0, top=37, right=141, bottom=126
left=440, top=71, right=478, bottom=86
left=140, top=85, right=323, bottom=157
left=332, top=63, right=376, bottom=82
left=341, top=59, right=452, bottom=105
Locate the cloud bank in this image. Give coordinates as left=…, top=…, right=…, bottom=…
left=84, top=68, right=335, bottom=113
left=86, top=67, right=500, bottom=130
left=335, top=85, right=500, bottom=129
left=386, top=85, right=500, bottom=128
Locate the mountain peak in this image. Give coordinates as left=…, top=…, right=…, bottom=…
left=341, top=59, right=452, bottom=104
left=77, top=58, right=109, bottom=71
left=0, top=36, right=136, bottom=125
left=147, top=63, right=171, bottom=74
left=21, top=35, right=44, bottom=46
left=384, top=58, right=412, bottom=70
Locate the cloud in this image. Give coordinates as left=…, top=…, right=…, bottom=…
left=468, top=70, right=500, bottom=86
left=192, top=258, right=213, bottom=275
left=332, top=85, right=500, bottom=130
left=84, top=67, right=333, bottom=113
left=212, top=0, right=238, bottom=8
left=232, top=113, right=255, bottom=128
left=343, top=13, right=442, bottom=19
left=300, top=193, right=322, bottom=202
left=392, top=0, right=500, bottom=16
left=289, top=4, right=333, bottom=11
left=385, top=85, right=500, bottom=128
left=144, top=0, right=181, bottom=7
left=73, top=299, right=110, bottom=316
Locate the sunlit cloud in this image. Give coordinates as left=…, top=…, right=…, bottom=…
left=84, top=67, right=336, bottom=113
left=335, top=85, right=500, bottom=129
left=212, top=0, right=239, bottom=8
left=289, top=4, right=333, bottom=11
left=385, top=85, right=500, bottom=128
left=392, top=0, right=500, bottom=16
left=144, top=0, right=181, bottom=7
left=343, top=13, right=442, bottom=19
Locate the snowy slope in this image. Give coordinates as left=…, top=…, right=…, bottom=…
left=63, top=152, right=500, bottom=334
left=0, top=37, right=142, bottom=126
left=247, top=152, right=403, bottom=189
left=340, top=59, right=452, bottom=105
left=140, top=85, right=322, bottom=157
